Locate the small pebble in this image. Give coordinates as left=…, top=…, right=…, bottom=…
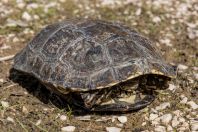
left=173, top=110, right=183, bottom=116
left=117, top=116, right=127, bottom=124
left=194, top=73, right=198, bottom=80
left=22, top=12, right=32, bottom=21
left=172, top=116, right=180, bottom=127
left=154, top=126, right=166, bottom=132
left=106, top=127, right=121, bottom=132
left=160, top=114, right=172, bottom=124
left=142, top=122, right=146, bottom=126
left=61, top=126, right=75, bottom=132
left=22, top=106, right=28, bottom=114
left=167, top=125, right=173, bottom=131
left=178, top=126, right=187, bottom=131
left=6, top=117, right=14, bottom=123
left=60, top=115, right=67, bottom=121
left=180, top=97, right=188, bottom=104
left=187, top=101, right=198, bottom=110
left=152, top=16, right=161, bottom=23
left=116, top=123, right=124, bottom=127
left=135, top=8, right=141, bottom=16
left=168, top=84, right=176, bottom=91
left=178, top=64, right=188, bottom=71
left=178, top=117, right=185, bottom=123
left=0, top=79, right=4, bottom=83
left=149, top=113, right=158, bottom=121
left=35, top=119, right=42, bottom=126
left=1, top=101, right=9, bottom=108
left=191, top=122, right=198, bottom=131
left=155, top=102, right=170, bottom=110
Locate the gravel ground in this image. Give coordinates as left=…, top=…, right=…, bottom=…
left=0, top=0, right=197, bottom=132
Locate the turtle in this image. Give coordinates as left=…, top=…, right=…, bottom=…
left=13, top=19, right=177, bottom=111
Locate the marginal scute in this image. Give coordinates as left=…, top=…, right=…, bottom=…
left=117, top=64, right=138, bottom=80
left=66, top=77, right=87, bottom=89
left=90, top=69, right=116, bottom=88
left=40, top=63, right=52, bottom=80
left=29, top=56, right=43, bottom=77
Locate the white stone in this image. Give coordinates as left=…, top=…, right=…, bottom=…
left=60, top=115, right=67, bottom=121
left=33, top=15, right=40, bottom=20
left=173, top=110, right=183, bottom=116
left=111, top=116, right=117, bottom=122
left=152, top=16, right=161, bottom=23
left=17, top=3, right=25, bottom=9
left=116, top=123, right=123, bottom=127
left=22, top=12, right=32, bottom=21
left=191, top=122, right=198, bottom=131
left=194, top=73, right=198, bottom=80
left=27, top=3, right=39, bottom=9
left=168, top=84, right=177, bottom=91
left=35, top=119, right=41, bottom=126
left=151, top=108, right=158, bottom=113
left=178, top=64, right=188, bottom=71
left=180, top=97, right=188, bottom=104
left=0, top=79, right=4, bottom=83
left=75, top=115, right=91, bottom=121
left=1, top=101, right=9, bottom=108
left=178, top=126, right=187, bottom=131
left=106, top=127, right=121, bottom=132
left=149, top=113, right=158, bottom=121
left=61, top=126, right=75, bottom=132
left=181, top=122, right=189, bottom=129
left=13, top=37, right=19, bottom=42
left=151, top=119, right=160, bottom=125
left=22, top=106, right=28, bottom=114
left=160, top=38, right=172, bottom=47
left=178, top=117, right=185, bottom=123
left=135, top=8, right=141, bottom=16
left=167, top=125, right=173, bottom=131
left=0, top=44, right=11, bottom=50
left=142, top=122, right=146, bottom=126
left=155, top=102, right=170, bottom=111
left=154, top=126, right=166, bottom=132
left=160, top=114, right=172, bottom=124
left=172, top=116, right=180, bottom=127
left=117, top=116, right=127, bottom=124
left=6, top=117, right=14, bottom=123
left=59, top=0, right=66, bottom=3
left=187, top=101, right=198, bottom=110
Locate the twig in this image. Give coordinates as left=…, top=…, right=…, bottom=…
left=0, top=55, right=14, bottom=62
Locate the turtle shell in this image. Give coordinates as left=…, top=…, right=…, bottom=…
left=13, top=19, right=177, bottom=92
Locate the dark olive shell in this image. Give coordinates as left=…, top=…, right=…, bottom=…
left=13, top=19, right=176, bottom=91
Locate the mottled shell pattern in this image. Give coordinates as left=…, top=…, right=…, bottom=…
left=13, top=19, right=176, bottom=92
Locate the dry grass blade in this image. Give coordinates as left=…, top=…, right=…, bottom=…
left=28, top=120, right=48, bottom=132
left=16, top=118, right=29, bottom=132
left=3, top=84, right=18, bottom=90
left=0, top=55, right=14, bottom=62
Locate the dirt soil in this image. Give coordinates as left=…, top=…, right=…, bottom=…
left=0, top=0, right=197, bottom=132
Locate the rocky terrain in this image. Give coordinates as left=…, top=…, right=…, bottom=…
left=0, top=0, right=197, bottom=131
